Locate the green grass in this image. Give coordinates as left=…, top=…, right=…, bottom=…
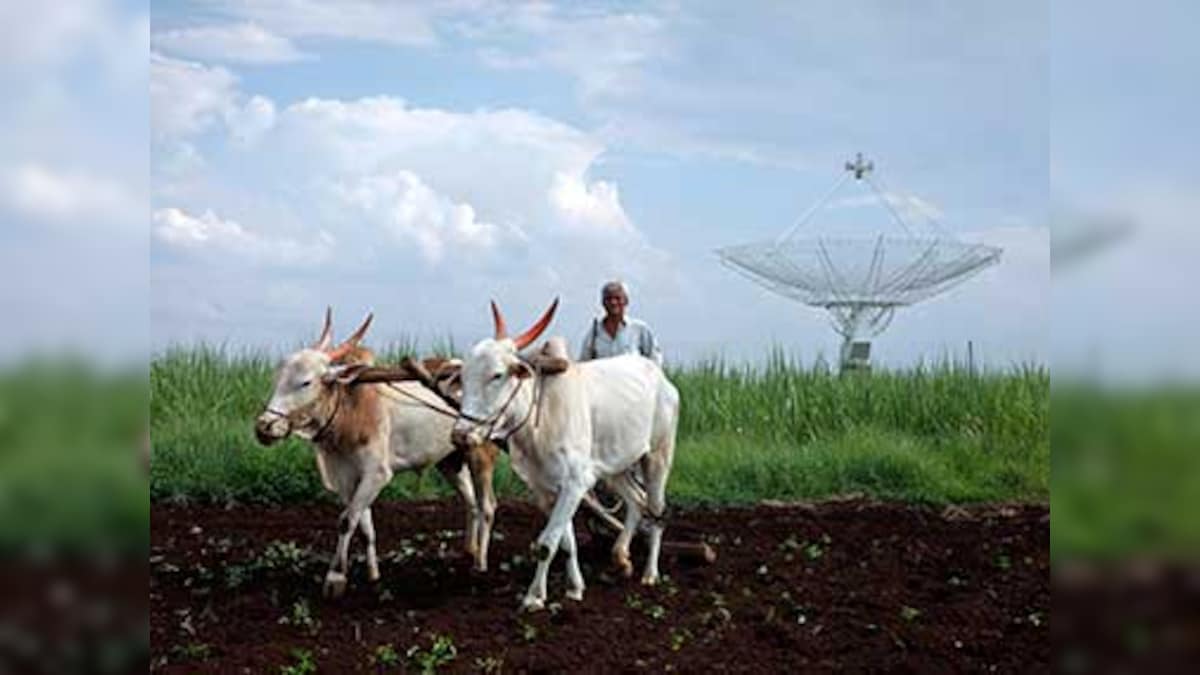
left=151, top=344, right=1049, bottom=507
left=0, top=358, right=149, bottom=554
left=1052, top=382, right=1200, bottom=560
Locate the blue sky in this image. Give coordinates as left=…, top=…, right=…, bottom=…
left=0, top=1, right=1064, bottom=368
left=143, top=0, right=1051, bottom=368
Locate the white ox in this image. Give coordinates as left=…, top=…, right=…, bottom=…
left=451, top=299, right=680, bottom=610
left=254, top=309, right=499, bottom=597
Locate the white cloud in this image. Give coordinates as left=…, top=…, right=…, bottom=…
left=206, top=0, right=456, bottom=47
left=151, top=53, right=278, bottom=142
left=549, top=172, right=632, bottom=234
left=153, top=22, right=311, bottom=65
left=460, top=4, right=669, bottom=99
left=151, top=53, right=238, bottom=138
left=266, top=96, right=641, bottom=247
left=0, top=163, right=140, bottom=226
left=153, top=207, right=334, bottom=267
left=334, top=170, right=521, bottom=263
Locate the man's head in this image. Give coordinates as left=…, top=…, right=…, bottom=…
left=601, top=280, right=628, bottom=322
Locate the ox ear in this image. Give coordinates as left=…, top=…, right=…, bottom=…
left=508, top=360, right=534, bottom=379
left=323, top=362, right=370, bottom=386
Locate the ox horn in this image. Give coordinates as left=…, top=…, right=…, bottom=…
left=313, top=306, right=334, bottom=351
left=490, top=300, right=507, bottom=340
left=513, top=297, right=559, bottom=351
left=327, top=312, right=373, bottom=362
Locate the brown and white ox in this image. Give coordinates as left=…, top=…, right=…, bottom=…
left=254, top=309, right=500, bottom=597
left=451, top=299, right=680, bottom=610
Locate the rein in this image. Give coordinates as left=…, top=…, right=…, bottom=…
left=259, top=385, right=344, bottom=443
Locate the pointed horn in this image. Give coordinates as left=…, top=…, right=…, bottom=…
left=327, top=312, right=373, bottom=362
left=490, top=300, right=507, bottom=340
left=313, top=306, right=334, bottom=351
left=345, top=312, right=373, bottom=347
left=513, top=297, right=559, bottom=351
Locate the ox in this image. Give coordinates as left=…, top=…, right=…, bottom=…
left=254, top=309, right=500, bottom=597
left=451, top=299, right=680, bottom=610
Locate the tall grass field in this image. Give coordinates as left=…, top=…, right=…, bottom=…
left=151, top=345, right=1049, bottom=507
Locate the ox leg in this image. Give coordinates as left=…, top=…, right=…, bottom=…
left=609, top=472, right=647, bottom=579
left=359, top=507, right=380, bottom=582
left=560, top=521, right=585, bottom=601
left=437, top=456, right=479, bottom=561
left=467, top=443, right=499, bottom=572
left=325, top=463, right=391, bottom=599
left=640, top=453, right=671, bottom=586
left=524, top=480, right=587, bottom=611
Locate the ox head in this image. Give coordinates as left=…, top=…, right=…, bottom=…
left=450, top=298, right=558, bottom=448
left=254, top=308, right=374, bottom=446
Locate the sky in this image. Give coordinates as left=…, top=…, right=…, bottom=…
left=26, top=0, right=1199, bottom=373
left=139, top=0, right=1050, bottom=368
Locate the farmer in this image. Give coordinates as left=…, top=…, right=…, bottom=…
left=578, top=280, right=663, bottom=366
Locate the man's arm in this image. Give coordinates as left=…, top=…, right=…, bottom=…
left=640, top=323, right=663, bottom=367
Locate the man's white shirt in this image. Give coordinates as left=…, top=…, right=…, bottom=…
left=578, top=316, right=662, bottom=366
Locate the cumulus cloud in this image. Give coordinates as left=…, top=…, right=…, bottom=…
left=151, top=53, right=277, bottom=142
left=152, top=22, right=311, bottom=65
left=263, top=96, right=645, bottom=249
left=548, top=172, right=632, bottom=234
left=153, top=207, right=334, bottom=267
left=334, top=170, right=522, bottom=263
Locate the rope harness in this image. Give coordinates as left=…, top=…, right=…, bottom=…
left=259, top=384, right=344, bottom=443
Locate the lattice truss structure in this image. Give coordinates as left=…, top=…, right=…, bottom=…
left=716, top=155, right=1002, bottom=353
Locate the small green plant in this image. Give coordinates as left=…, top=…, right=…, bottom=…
left=804, top=542, right=825, bottom=561
left=519, top=620, right=538, bottom=643
left=474, top=655, right=504, bottom=673
left=279, top=598, right=319, bottom=635
left=171, top=642, right=211, bottom=660
left=279, top=648, right=316, bottom=675
left=261, top=540, right=311, bottom=574
left=994, top=553, right=1012, bottom=570
left=645, top=604, right=667, bottom=621
left=406, top=634, right=457, bottom=674
left=624, top=593, right=643, bottom=610
left=900, top=605, right=922, bottom=622
left=371, top=643, right=401, bottom=668
left=669, top=627, right=693, bottom=651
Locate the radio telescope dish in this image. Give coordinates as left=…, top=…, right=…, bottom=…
left=716, top=154, right=1001, bottom=370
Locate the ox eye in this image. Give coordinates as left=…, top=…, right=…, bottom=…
left=298, top=379, right=313, bottom=389
left=490, top=373, right=504, bottom=382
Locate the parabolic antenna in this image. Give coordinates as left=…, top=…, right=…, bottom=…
left=716, top=154, right=1002, bottom=370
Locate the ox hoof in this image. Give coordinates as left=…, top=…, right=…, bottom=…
left=614, top=558, right=634, bottom=579
left=367, top=566, right=381, bottom=583
left=640, top=574, right=660, bottom=587
left=565, top=588, right=584, bottom=602
left=323, top=571, right=348, bottom=599
left=521, top=596, right=546, bottom=612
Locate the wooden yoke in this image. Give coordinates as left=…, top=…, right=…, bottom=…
left=348, top=358, right=464, bottom=413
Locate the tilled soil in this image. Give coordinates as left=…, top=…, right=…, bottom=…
left=151, top=498, right=1048, bottom=673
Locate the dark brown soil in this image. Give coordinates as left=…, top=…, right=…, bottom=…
left=150, top=498, right=1048, bottom=673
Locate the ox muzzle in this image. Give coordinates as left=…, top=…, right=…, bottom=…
left=450, top=419, right=486, bottom=450
left=254, top=409, right=291, bottom=446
